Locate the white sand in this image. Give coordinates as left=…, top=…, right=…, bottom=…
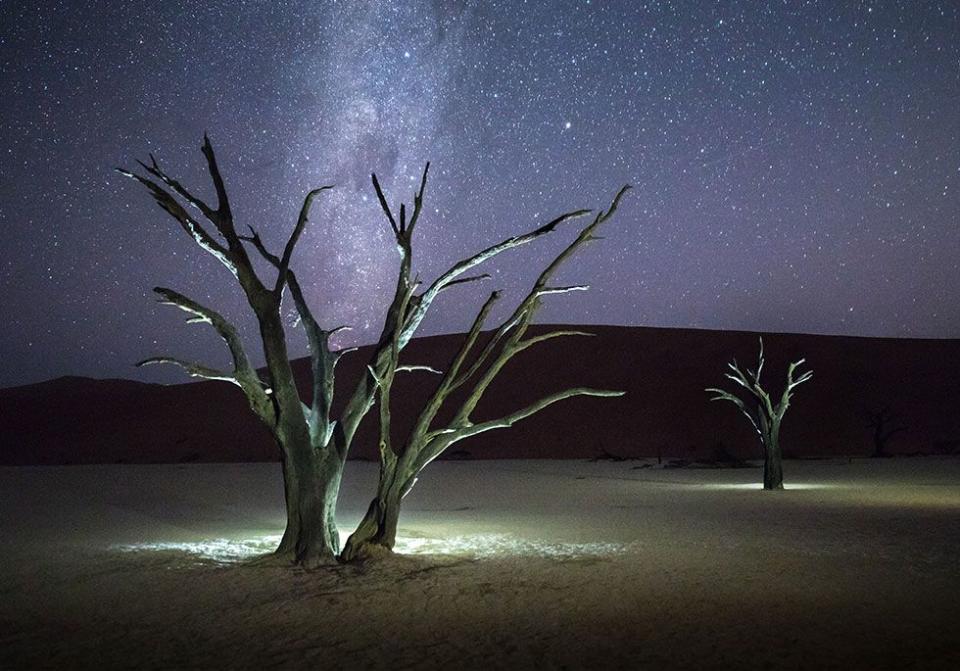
left=1, top=458, right=958, bottom=669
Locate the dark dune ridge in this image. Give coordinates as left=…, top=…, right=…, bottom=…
left=2, top=325, right=959, bottom=465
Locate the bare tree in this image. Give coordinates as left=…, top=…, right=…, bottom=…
left=866, top=406, right=907, bottom=458
left=120, top=137, right=614, bottom=565
left=705, top=338, right=812, bottom=490
left=340, top=186, right=630, bottom=561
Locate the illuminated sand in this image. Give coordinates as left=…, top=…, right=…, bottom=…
left=2, top=458, right=958, bottom=669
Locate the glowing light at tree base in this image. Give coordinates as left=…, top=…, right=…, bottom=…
left=114, top=532, right=635, bottom=565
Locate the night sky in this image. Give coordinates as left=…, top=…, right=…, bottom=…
left=1, top=1, right=958, bottom=387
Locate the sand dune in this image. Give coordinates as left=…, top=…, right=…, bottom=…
left=2, top=325, right=959, bottom=465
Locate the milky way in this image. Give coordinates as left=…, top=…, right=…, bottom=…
left=1, top=1, right=958, bottom=386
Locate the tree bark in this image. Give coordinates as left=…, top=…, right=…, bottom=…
left=293, top=449, right=343, bottom=564
left=256, top=309, right=344, bottom=565
left=340, top=457, right=410, bottom=562
left=276, top=452, right=301, bottom=554
left=274, top=433, right=344, bottom=564
left=762, top=426, right=784, bottom=490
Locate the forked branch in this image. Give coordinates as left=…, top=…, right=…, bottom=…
left=448, top=185, right=632, bottom=427
left=240, top=222, right=344, bottom=442
left=141, top=286, right=274, bottom=423
left=399, top=207, right=594, bottom=347
left=119, top=136, right=264, bottom=289
left=707, top=337, right=813, bottom=428
left=115, top=168, right=234, bottom=274
left=409, top=185, right=631, bottom=465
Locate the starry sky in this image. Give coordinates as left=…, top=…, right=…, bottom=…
left=1, top=0, right=958, bottom=387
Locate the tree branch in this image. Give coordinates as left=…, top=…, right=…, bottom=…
left=136, top=357, right=236, bottom=384
left=120, top=138, right=267, bottom=295
left=537, top=285, right=590, bottom=296
left=706, top=387, right=762, bottom=436
left=460, top=387, right=625, bottom=439
left=406, top=162, right=430, bottom=236
left=436, top=273, right=492, bottom=293
left=151, top=286, right=274, bottom=423
left=416, top=388, right=625, bottom=470
left=447, top=308, right=526, bottom=392
left=408, top=290, right=502, bottom=442
left=398, top=207, right=594, bottom=347
left=513, top=330, right=595, bottom=354
left=200, top=133, right=232, bottom=223
left=240, top=226, right=281, bottom=265
left=275, top=185, right=334, bottom=293
left=778, top=358, right=813, bottom=418
left=396, top=365, right=443, bottom=375
left=449, top=185, right=632, bottom=426
left=369, top=271, right=419, bottom=461
left=115, top=168, right=236, bottom=274
left=240, top=224, right=343, bottom=443
left=136, top=154, right=218, bottom=222
left=371, top=172, right=400, bottom=236
left=154, top=288, right=243, bottom=364
left=725, top=358, right=775, bottom=419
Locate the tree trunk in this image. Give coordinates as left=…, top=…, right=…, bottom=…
left=872, top=425, right=886, bottom=458
left=252, top=308, right=344, bottom=565
left=274, top=432, right=344, bottom=566
left=275, top=452, right=301, bottom=554
left=762, top=427, right=784, bottom=490
left=340, top=463, right=409, bottom=562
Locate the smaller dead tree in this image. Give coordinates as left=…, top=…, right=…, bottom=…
left=706, top=338, right=812, bottom=490
left=340, top=185, right=630, bottom=561
left=866, top=406, right=907, bottom=458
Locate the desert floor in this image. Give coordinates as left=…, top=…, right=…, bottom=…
left=1, top=458, right=958, bottom=669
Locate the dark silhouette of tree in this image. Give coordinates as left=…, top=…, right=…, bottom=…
left=706, top=338, right=812, bottom=490
left=866, top=406, right=908, bottom=457
left=120, top=136, right=622, bottom=564
left=341, top=186, right=630, bottom=561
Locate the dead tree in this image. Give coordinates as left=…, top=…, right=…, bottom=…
left=340, top=186, right=630, bottom=561
left=120, top=137, right=612, bottom=565
left=706, top=338, right=812, bottom=490
left=866, top=406, right=907, bottom=458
